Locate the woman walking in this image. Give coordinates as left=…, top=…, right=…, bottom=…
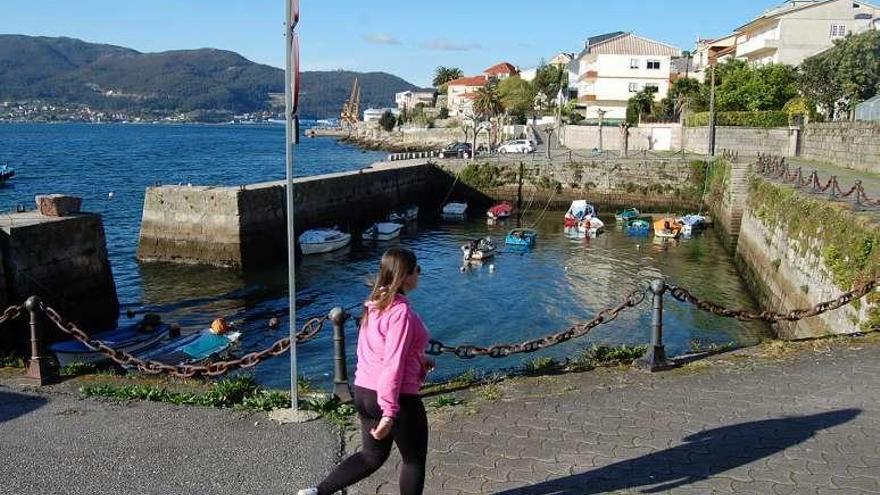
left=299, top=247, right=433, bottom=495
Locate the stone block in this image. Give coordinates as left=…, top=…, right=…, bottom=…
left=36, top=195, right=82, bottom=217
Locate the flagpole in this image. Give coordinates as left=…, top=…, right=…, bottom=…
left=285, top=0, right=299, bottom=410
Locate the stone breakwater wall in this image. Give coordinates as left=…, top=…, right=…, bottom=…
left=435, top=157, right=706, bottom=214
left=800, top=122, right=880, bottom=174
left=137, top=162, right=436, bottom=268
left=708, top=166, right=879, bottom=339
left=0, top=211, right=119, bottom=349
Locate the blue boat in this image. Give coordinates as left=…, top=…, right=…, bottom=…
left=615, top=208, right=641, bottom=222
left=136, top=329, right=241, bottom=365
left=0, top=163, right=15, bottom=183
left=626, top=218, right=651, bottom=237
left=505, top=228, right=537, bottom=247
left=50, top=319, right=170, bottom=367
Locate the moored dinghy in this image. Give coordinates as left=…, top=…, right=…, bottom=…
left=0, top=163, right=15, bottom=183
left=615, top=208, right=640, bottom=222
left=362, top=222, right=404, bottom=241
left=299, top=227, right=351, bottom=255
left=653, top=218, right=682, bottom=239
left=442, top=202, right=468, bottom=218
left=50, top=315, right=169, bottom=367
left=626, top=218, right=651, bottom=236
left=505, top=228, right=537, bottom=247
left=388, top=205, right=418, bottom=223
left=487, top=202, right=513, bottom=220
left=563, top=200, right=596, bottom=228
left=462, top=237, right=497, bottom=262
left=677, top=214, right=707, bottom=236
left=136, top=319, right=241, bottom=366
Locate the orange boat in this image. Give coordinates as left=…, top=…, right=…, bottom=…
left=653, top=218, right=682, bottom=239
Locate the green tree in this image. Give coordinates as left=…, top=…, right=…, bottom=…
left=473, top=83, right=503, bottom=120
left=799, top=30, right=880, bottom=118
left=799, top=52, right=842, bottom=120
left=532, top=62, right=568, bottom=104
left=497, top=76, right=536, bottom=117
left=378, top=110, right=397, bottom=132
left=433, top=66, right=464, bottom=91
left=713, top=60, right=797, bottom=111
left=626, top=86, right=658, bottom=124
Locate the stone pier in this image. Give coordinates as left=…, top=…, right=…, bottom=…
left=0, top=209, right=119, bottom=350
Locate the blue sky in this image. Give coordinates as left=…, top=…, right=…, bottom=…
left=1, top=0, right=778, bottom=86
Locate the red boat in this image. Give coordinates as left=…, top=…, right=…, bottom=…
left=487, top=202, right=513, bottom=220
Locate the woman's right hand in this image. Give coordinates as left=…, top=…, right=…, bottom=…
left=370, top=416, right=394, bottom=440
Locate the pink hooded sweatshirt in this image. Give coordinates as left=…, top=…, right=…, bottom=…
left=354, top=293, right=430, bottom=418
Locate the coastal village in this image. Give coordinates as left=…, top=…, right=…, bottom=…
left=2, top=0, right=880, bottom=494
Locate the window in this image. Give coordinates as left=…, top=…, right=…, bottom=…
left=647, top=60, right=661, bottom=70
left=629, top=58, right=640, bottom=69
left=830, top=24, right=847, bottom=37
left=629, top=82, right=640, bottom=93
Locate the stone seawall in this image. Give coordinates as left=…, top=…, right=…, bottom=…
left=684, top=126, right=794, bottom=156
left=137, top=162, right=435, bottom=268
left=800, top=122, right=880, bottom=173
left=436, top=157, right=705, bottom=214
left=0, top=211, right=119, bottom=349
left=731, top=179, right=879, bottom=339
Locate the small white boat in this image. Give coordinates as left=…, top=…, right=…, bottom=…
left=389, top=205, right=419, bottom=223
left=462, top=237, right=497, bottom=262
left=442, top=202, right=468, bottom=218
left=299, top=228, right=351, bottom=255
left=677, top=214, right=707, bottom=236
left=577, top=217, right=605, bottom=236
left=363, top=222, right=404, bottom=241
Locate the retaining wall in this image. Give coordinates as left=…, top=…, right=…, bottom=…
left=137, top=162, right=435, bottom=268
left=562, top=124, right=681, bottom=152
left=0, top=211, right=119, bottom=349
left=684, top=127, right=794, bottom=156
left=800, top=122, right=880, bottom=173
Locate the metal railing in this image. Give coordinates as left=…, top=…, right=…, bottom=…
left=756, top=153, right=880, bottom=209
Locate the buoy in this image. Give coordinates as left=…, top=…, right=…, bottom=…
left=488, top=264, right=496, bottom=273
left=108, top=192, right=115, bottom=199
left=460, top=266, right=467, bottom=273
left=268, top=317, right=279, bottom=329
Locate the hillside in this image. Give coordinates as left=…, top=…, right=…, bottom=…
left=0, top=35, right=418, bottom=119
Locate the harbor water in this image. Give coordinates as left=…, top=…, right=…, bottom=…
left=0, top=123, right=769, bottom=388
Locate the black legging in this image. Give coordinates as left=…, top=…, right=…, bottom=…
left=317, top=386, right=428, bottom=495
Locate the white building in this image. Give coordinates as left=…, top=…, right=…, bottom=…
left=734, top=0, right=880, bottom=66
left=571, top=32, right=681, bottom=122
left=394, top=90, right=437, bottom=111
left=363, top=108, right=400, bottom=123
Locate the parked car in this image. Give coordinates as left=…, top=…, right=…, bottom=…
left=439, top=142, right=473, bottom=158
left=497, top=139, right=535, bottom=154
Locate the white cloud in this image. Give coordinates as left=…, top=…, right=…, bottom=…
left=421, top=39, right=481, bottom=52
left=363, top=33, right=401, bottom=45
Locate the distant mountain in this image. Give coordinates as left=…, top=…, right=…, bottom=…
left=0, top=35, right=418, bottom=119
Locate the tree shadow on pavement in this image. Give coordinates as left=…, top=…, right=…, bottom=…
left=0, top=390, right=47, bottom=424
left=494, top=409, right=861, bottom=495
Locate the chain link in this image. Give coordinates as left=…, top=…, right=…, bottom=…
left=426, top=288, right=647, bottom=359
left=757, top=154, right=877, bottom=208
left=0, top=305, right=23, bottom=327
left=667, top=280, right=877, bottom=323
left=40, top=301, right=328, bottom=378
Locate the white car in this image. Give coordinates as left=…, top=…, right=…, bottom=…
left=497, top=140, right=535, bottom=154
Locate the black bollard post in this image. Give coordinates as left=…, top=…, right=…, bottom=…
left=636, top=280, right=674, bottom=372
left=329, top=307, right=352, bottom=403
left=24, top=296, right=55, bottom=385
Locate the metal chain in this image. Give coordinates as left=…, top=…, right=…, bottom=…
left=0, top=305, right=23, bottom=327
left=39, top=301, right=327, bottom=378
left=426, top=288, right=647, bottom=359
left=667, top=280, right=877, bottom=323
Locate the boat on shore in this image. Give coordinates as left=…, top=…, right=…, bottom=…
left=388, top=205, right=419, bottom=223
left=653, top=218, right=682, bottom=239
left=299, top=228, right=351, bottom=255
left=50, top=316, right=169, bottom=367
left=136, top=328, right=241, bottom=366
left=363, top=222, right=404, bottom=241
left=487, top=202, right=513, bottom=220
left=505, top=228, right=537, bottom=247
left=462, top=237, right=497, bottom=262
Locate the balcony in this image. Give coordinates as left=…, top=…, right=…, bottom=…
left=736, top=37, right=779, bottom=59
left=578, top=70, right=599, bottom=82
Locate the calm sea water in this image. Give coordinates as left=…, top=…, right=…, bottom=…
left=0, top=123, right=768, bottom=388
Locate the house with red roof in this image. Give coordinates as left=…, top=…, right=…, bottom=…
left=446, top=62, right=520, bottom=117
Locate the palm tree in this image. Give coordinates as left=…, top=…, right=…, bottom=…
left=433, top=66, right=464, bottom=88
left=473, top=84, right=503, bottom=121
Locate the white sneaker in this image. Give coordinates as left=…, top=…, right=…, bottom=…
left=297, top=489, right=318, bottom=495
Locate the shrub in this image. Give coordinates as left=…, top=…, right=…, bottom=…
left=686, top=111, right=788, bottom=128
left=438, top=107, right=449, bottom=119
left=378, top=110, right=397, bottom=132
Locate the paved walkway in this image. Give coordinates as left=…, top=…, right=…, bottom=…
left=786, top=157, right=880, bottom=206
left=348, top=339, right=880, bottom=495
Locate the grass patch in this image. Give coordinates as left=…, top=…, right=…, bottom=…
left=60, top=361, right=99, bottom=377
left=302, top=396, right=356, bottom=427
left=429, top=396, right=464, bottom=409
left=81, top=375, right=267, bottom=408
left=522, top=356, right=559, bottom=375
left=0, top=353, right=25, bottom=368
left=477, top=384, right=503, bottom=401
left=688, top=340, right=736, bottom=354
left=577, top=344, right=647, bottom=368
left=448, top=369, right=480, bottom=388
